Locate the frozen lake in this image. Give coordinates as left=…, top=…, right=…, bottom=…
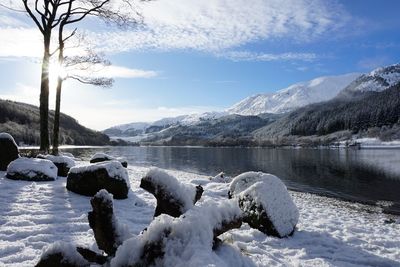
left=58, top=146, right=400, bottom=214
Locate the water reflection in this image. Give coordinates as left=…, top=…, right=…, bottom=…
left=62, top=146, right=400, bottom=214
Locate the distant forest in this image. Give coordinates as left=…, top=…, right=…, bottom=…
left=289, top=83, right=400, bottom=136
left=0, top=99, right=109, bottom=146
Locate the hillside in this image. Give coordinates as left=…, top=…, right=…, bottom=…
left=0, top=99, right=110, bottom=146
left=254, top=83, right=400, bottom=142
left=141, top=113, right=282, bottom=146
left=227, top=73, right=360, bottom=115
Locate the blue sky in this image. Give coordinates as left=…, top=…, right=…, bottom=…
left=0, top=0, right=400, bottom=130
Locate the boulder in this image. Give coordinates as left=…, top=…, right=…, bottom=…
left=66, top=161, right=130, bottom=199
left=0, top=133, right=19, bottom=171
left=235, top=172, right=299, bottom=238
left=37, top=154, right=75, bottom=177
left=6, top=157, right=57, bottom=181
left=228, top=171, right=272, bottom=198
left=89, top=153, right=128, bottom=168
left=140, top=168, right=203, bottom=217
left=35, top=242, right=90, bottom=267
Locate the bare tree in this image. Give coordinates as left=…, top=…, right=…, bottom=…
left=1, top=0, right=142, bottom=152
left=52, top=44, right=114, bottom=154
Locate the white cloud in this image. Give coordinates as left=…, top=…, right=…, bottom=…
left=218, top=51, right=318, bottom=62
left=92, top=0, right=352, bottom=53
left=0, top=0, right=353, bottom=60
left=74, top=64, right=158, bottom=79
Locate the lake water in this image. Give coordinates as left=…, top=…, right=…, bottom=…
left=61, top=146, right=400, bottom=214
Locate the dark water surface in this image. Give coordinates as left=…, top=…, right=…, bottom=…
left=61, top=146, right=400, bottom=214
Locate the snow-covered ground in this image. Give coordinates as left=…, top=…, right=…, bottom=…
left=356, top=138, right=400, bottom=149
left=0, top=164, right=399, bottom=266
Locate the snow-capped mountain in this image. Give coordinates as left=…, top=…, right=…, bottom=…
left=227, top=73, right=360, bottom=115
left=339, top=63, right=400, bottom=95
left=103, top=111, right=226, bottom=137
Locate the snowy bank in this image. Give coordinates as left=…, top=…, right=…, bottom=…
left=0, top=166, right=399, bottom=266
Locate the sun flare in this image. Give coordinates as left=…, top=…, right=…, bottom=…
left=49, top=62, right=67, bottom=90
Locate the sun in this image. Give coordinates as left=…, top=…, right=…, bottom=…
left=49, top=62, right=67, bottom=90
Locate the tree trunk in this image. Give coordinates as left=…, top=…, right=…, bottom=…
left=52, top=77, right=62, bottom=155
left=40, top=33, right=51, bottom=153
left=52, top=25, right=65, bottom=156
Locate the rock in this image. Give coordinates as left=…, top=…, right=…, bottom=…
left=35, top=242, right=90, bottom=267
left=37, top=154, right=75, bottom=177
left=88, top=190, right=126, bottom=256
left=140, top=168, right=203, bottom=217
left=89, top=153, right=128, bottom=168
left=6, top=157, right=57, bottom=181
left=0, top=132, right=19, bottom=171
left=67, top=161, right=130, bottom=199
left=76, top=247, right=108, bottom=265
left=210, top=172, right=232, bottom=183
left=236, top=173, right=299, bottom=238
left=228, top=171, right=272, bottom=198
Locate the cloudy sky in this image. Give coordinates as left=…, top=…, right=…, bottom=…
left=0, top=0, right=399, bottom=130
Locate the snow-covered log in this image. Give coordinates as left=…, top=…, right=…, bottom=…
left=67, top=161, right=130, bottom=199
left=6, top=157, right=57, bottom=181
left=0, top=132, right=19, bottom=171
left=37, top=154, right=75, bottom=177
left=235, top=173, right=299, bottom=238
left=90, top=153, right=128, bottom=168
left=88, top=190, right=131, bottom=256
left=140, top=168, right=204, bottom=217
left=111, top=199, right=242, bottom=267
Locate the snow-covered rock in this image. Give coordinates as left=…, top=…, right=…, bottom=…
left=229, top=171, right=279, bottom=198
left=37, top=154, right=75, bottom=177
left=210, top=172, right=232, bottom=183
left=67, top=161, right=130, bottom=199
left=0, top=132, right=19, bottom=171
left=90, top=153, right=128, bottom=168
left=228, top=73, right=360, bottom=115
left=238, top=178, right=299, bottom=237
left=6, top=157, right=57, bottom=181
left=36, top=241, right=90, bottom=267
left=140, top=168, right=203, bottom=217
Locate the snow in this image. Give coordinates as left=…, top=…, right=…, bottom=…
left=144, top=167, right=197, bottom=212
left=227, top=73, right=360, bottom=115
left=111, top=199, right=243, bottom=267
left=6, top=157, right=57, bottom=180
left=344, top=63, right=400, bottom=93
left=0, top=165, right=399, bottom=266
left=229, top=171, right=280, bottom=197
left=69, top=161, right=130, bottom=187
left=210, top=172, right=232, bottom=183
left=0, top=132, right=18, bottom=147
left=239, top=181, right=299, bottom=237
left=90, top=152, right=126, bottom=164
left=37, top=154, right=75, bottom=168
left=40, top=241, right=88, bottom=266
left=356, top=138, right=400, bottom=149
